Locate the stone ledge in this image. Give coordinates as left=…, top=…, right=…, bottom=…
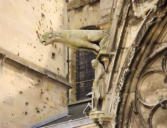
left=0, top=46, right=71, bottom=88
left=90, top=111, right=112, bottom=124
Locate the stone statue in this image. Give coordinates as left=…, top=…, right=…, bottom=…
left=91, top=58, right=106, bottom=111
left=40, top=30, right=108, bottom=54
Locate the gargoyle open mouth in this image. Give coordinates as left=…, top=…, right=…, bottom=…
left=41, top=40, right=47, bottom=45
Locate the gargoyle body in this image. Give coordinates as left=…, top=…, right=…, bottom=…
left=40, top=30, right=107, bottom=54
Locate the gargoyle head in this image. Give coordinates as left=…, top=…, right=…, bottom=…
left=40, top=32, right=62, bottom=45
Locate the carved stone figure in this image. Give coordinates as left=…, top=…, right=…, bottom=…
left=40, top=29, right=110, bottom=113
left=39, top=0, right=167, bottom=127
left=91, top=58, right=106, bottom=111
left=40, top=30, right=108, bottom=54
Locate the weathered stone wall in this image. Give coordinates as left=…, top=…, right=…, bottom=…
left=67, top=1, right=100, bottom=29
left=0, top=57, right=68, bottom=128
left=67, top=0, right=115, bottom=29
left=0, top=0, right=69, bottom=128
left=68, top=49, right=77, bottom=103
left=0, top=0, right=67, bottom=77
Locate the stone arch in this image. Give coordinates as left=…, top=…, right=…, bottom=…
left=116, top=12, right=167, bottom=128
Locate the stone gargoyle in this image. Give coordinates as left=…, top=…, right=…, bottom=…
left=40, top=29, right=110, bottom=113
left=40, top=30, right=109, bottom=55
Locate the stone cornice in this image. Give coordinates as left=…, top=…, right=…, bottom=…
left=0, top=46, right=71, bottom=88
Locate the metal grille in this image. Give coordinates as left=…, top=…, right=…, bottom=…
left=76, top=51, right=95, bottom=100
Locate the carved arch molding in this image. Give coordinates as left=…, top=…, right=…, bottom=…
left=114, top=0, right=167, bottom=128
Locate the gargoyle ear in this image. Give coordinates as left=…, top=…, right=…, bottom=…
left=48, top=33, right=52, bottom=38
left=39, top=37, right=46, bottom=45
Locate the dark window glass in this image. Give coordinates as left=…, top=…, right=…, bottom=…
left=76, top=51, right=95, bottom=100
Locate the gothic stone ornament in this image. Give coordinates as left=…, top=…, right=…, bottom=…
left=116, top=11, right=167, bottom=128
left=101, top=0, right=167, bottom=128
left=134, top=50, right=167, bottom=128
left=90, top=57, right=113, bottom=125
left=40, top=29, right=113, bottom=125
left=161, top=51, right=167, bottom=83
left=91, top=59, right=106, bottom=112
left=40, top=30, right=108, bottom=54
left=40, top=31, right=111, bottom=96
left=40, top=0, right=167, bottom=127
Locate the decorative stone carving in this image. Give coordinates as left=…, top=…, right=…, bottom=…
left=40, top=30, right=107, bottom=54
left=40, top=0, right=167, bottom=127
left=91, top=58, right=106, bottom=111
left=134, top=51, right=167, bottom=128
left=162, top=51, right=167, bottom=83
left=40, top=28, right=112, bottom=125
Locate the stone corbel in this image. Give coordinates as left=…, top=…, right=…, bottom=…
left=89, top=111, right=112, bottom=126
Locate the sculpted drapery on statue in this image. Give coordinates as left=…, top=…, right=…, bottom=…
left=91, top=58, right=106, bottom=111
